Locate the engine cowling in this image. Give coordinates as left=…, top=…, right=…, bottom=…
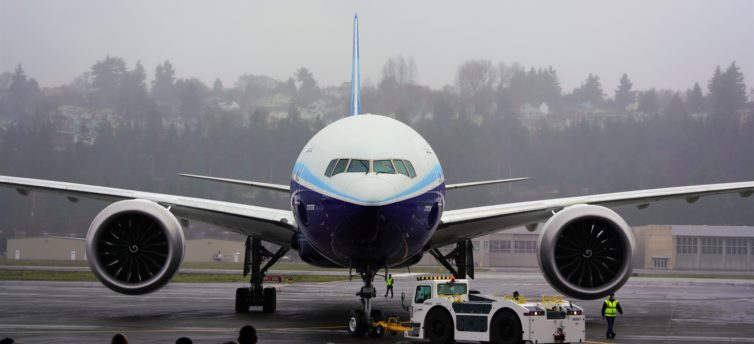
left=85, top=199, right=185, bottom=295
left=537, top=204, right=634, bottom=300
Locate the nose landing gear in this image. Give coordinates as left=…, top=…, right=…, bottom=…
left=347, top=268, right=386, bottom=338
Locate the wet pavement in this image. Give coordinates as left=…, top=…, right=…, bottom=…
left=1, top=271, right=754, bottom=343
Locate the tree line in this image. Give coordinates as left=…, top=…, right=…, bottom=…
left=0, top=56, right=752, bottom=240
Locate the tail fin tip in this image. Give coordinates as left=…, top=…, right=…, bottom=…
left=350, top=13, right=360, bottom=116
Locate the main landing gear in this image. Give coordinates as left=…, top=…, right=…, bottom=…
left=235, top=236, right=289, bottom=313
left=347, top=268, right=386, bottom=338
left=429, top=239, right=475, bottom=279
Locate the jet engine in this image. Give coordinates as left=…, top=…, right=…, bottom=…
left=537, top=204, right=635, bottom=300
left=85, top=199, right=185, bottom=295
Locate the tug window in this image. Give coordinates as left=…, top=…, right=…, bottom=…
left=414, top=285, right=432, bottom=304
left=324, top=159, right=337, bottom=177
left=332, top=159, right=349, bottom=176
left=373, top=160, right=396, bottom=174
left=347, top=159, right=370, bottom=173
left=393, top=160, right=409, bottom=176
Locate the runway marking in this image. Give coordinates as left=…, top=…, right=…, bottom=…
left=620, top=335, right=754, bottom=342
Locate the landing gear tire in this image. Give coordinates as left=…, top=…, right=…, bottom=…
left=490, top=310, right=522, bottom=344
left=235, top=288, right=249, bottom=313
left=368, top=309, right=385, bottom=338
left=262, top=287, right=276, bottom=313
left=347, top=309, right=367, bottom=338
left=425, top=309, right=453, bottom=344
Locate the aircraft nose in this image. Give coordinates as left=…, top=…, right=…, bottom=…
left=346, top=177, right=398, bottom=204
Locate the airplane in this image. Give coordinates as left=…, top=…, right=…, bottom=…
left=2, top=13, right=754, bottom=340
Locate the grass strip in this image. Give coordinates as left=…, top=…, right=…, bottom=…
left=0, top=269, right=349, bottom=283
left=0, top=259, right=484, bottom=273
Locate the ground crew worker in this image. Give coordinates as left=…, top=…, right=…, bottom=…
left=384, top=274, right=394, bottom=298
left=512, top=290, right=520, bottom=302
left=601, top=293, right=623, bottom=339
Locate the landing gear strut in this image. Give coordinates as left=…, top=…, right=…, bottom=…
left=347, top=268, right=385, bottom=338
left=235, top=236, right=289, bottom=313
left=429, top=239, right=475, bottom=279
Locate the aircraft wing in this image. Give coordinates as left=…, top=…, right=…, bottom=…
left=433, top=181, right=754, bottom=247
left=178, top=173, right=290, bottom=193
left=0, top=175, right=297, bottom=247
left=445, top=177, right=528, bottom=190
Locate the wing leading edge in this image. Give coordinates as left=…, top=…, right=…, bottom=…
left=434, top=181, right=754, bottom=248
left=178, top=173, right=290, bottom=193
left=0, top=175, right=296, bottom=247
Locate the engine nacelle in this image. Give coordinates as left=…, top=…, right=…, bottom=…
left=85, top=199, right=185, bottom=295
left=537, top=204, right=634, bottom=300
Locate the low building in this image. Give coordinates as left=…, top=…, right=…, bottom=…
left=6, top=237, right=248, bottom=263
left=634, top=225, right=754, bottom=271
left=6, top=236, right=85, bottom=261
left=8, top=225, right=754, bottom=271
left=184, top=239, right=245, bottom=263
left=417, top=226, right=539, bottom=268
left=420, top=224, right=754, bottom=271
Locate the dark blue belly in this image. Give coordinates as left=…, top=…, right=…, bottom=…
left=290, top=181, right=444, bottom=269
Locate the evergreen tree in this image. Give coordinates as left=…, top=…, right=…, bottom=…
left=637, top=89, right=659, bottom=115
left=179, top=80, right=204, bottom=119
left=6, top=65, right=29, bottom=117
left=152, top=60, right=176, bottom=102
left=664, top=93, right=687, bottom=119
left=685, top=82, right=705, bottom=114
left=212, top=78, right=224, bottom=97
left=118, top=61, right=150, bottom=119
left=571, top=74, right=605, bottom=107
left=294, top=67, right=320, bottom=105
left=614, top=73, right=636, bottom=113
left=91, top=56, right=127, bottom=107
left=708, top=62, right=748, bottom=118
left=540, top=67, right=562, bottom=108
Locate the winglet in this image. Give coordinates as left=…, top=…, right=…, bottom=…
left=349, top=13, right=360, bottom=116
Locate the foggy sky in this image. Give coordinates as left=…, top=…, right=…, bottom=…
left=1, top=0, right=753, bottom=93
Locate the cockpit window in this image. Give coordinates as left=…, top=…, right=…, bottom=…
left=324, top=159, right=337, bottom=177
left=373, top=160, right=396, bottom=174
left=325, top=158, right=416, bottom=177
left=347, top=159, right=369, bottom=173
left=393, top=160, right=409, bottom=176
left=332, top=159, right=349, bottom=176
left=404, top=160, right=417, bottom=178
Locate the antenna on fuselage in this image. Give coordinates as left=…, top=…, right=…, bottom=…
left=349, top=13, right=360, bottom=116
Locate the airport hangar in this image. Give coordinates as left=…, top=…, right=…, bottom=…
left=5, top=224, right=754, bottom=272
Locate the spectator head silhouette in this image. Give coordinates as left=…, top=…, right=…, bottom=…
left=0, top=338, right=15, bottom=344
left=238, top=325, right=257, bottom=344
left=111, top=333, right=128, bottom=344
left=176, top=337, right=193, bottom=344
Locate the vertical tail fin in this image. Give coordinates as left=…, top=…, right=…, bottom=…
left=350, top=14, right=360, bottom=116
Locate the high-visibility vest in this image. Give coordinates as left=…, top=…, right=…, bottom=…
left=604, top=299, right=618, bottom=317
left=386, top=277, right=394, bottom=287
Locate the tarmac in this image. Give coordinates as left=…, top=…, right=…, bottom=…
left=2, top=270, right=754, bottom=343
